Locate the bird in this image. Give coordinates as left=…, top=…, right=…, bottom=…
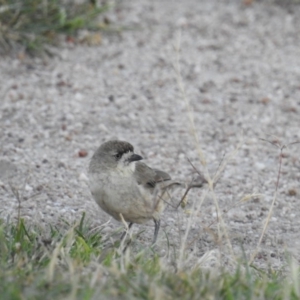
left=88, top=140, right=205, bottom=244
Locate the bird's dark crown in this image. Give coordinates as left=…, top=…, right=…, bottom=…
left=98, top=140, right=134, bottom=156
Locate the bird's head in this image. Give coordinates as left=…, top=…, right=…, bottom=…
left=90, top=140, right=143, bottom=173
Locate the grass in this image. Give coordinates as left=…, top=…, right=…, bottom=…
left=0, top=213, right=299, bottom=299
left=0, top=0, right=110, bottom=54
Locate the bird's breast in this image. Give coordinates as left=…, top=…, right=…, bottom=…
left=89, top=171, right=162, bottom=223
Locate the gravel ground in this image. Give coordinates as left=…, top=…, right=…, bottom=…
left=1, top=0, right=300, bottom=269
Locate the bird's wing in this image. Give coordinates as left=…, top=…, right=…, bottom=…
left=151, top=168, right=183, bottom=189
left=152, top=168, right=171, bottom=182
left=134, top=162, right=172, bottom=192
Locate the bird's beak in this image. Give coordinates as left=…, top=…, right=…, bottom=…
left=127, top=154, right=143, bottom=163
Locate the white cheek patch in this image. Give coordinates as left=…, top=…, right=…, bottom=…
left=129, top=161, right=136, bottom=172
left=116, top=155, right=136, bottom=176
left=122, top=152, right=132, bottom=163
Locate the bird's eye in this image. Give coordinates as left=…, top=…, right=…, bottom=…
left=115, top=153, right=122, bottom=159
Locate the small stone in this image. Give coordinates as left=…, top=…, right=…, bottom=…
left=36, top=185, right=43, bottom=191
left=79, top=172, right=89, bottom=182
left=57, top=162, right=66, bottom=168
left=261, top=97, right=270, bottom=105
left=25, top=184, right=33, bottom=191
left=78, top=150, right=88, bottom=157
left=288, top=189, right=297, bottom=196
left=255, top=162, right=265, bottom=171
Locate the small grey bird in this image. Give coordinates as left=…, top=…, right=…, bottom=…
left=88, top=140, right=204, bottom=244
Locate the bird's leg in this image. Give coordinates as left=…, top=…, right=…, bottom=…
left=120, top=222, right=133, bottom=241
left=152, top=219, right=160, bottom=245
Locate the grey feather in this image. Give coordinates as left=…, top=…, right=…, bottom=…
left=134, top=162, right=181, bottom=192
